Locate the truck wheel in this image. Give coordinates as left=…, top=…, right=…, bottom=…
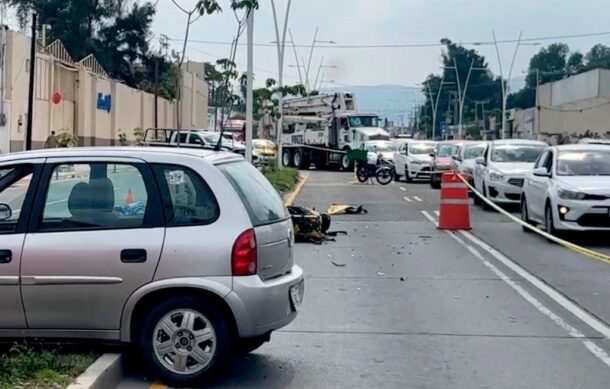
left=340, top=152, right=353, bottom=171
left=139, top=296, right=232, bottom=387
left=293, top=149, right=305, bottom=170
left=282, top=149, right=293, bottom=167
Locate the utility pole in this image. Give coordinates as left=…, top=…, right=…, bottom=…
left=155, top=34, right=169, bottom=129
left=245, top=9, right=254, bottom=163
left=270, top=0, right=293, bottom=165
left=493, top=30, right=523, bottom=139
left=26, top=13, right=37, bottom=151
left=423, top=74, right=447, bottom=140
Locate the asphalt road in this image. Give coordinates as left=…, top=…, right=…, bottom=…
left=119, top=171, right=610, bottom=388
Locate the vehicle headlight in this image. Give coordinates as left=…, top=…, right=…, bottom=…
left=489, top=171, right=505, bottom=181
left=557, top=187, right=586, bottom=200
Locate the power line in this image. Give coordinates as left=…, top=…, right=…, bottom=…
left=168, top=30, right=610, bottom=50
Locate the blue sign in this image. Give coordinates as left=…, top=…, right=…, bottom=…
left=97, top=93, right=112, bottom=113
left=440, top=121, right=448, bottom=135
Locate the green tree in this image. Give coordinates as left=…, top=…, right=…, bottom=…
left=584, top=44, right=610, bottom=70
left=2, top=0, right=157, bottom=88
left=525, top=43, right=569, bottom=88
left=566, top=51, right=585, bottom=75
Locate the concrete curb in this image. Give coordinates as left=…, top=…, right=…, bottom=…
left=67, top=353, right=123, bottom=389
left=283, top=173, right=309, bottom=206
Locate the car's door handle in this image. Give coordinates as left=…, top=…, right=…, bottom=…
left=0, top=250, right=11, bottom=264
left=121, top=249, right=147, bottom=263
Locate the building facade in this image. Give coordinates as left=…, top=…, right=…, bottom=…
left=0, top=28, right=208, bottom=153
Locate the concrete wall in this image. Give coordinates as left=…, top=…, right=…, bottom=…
left=512, top=71, right=610, bottom=141
left=1, top=29, right=208, bottom=153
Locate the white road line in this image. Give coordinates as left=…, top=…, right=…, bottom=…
left=413, top=196, right=423, bottom=202
left=434, top=210, right=440, bottom=217
left=460, top=230, right=610, bottom=339
left=403, top=196, right=412, bottom=203
left=421, top=210, right=437, bottom=225
left=420, top=210, right=610, bottom=368
left=400, top=187, right=406, bottom=192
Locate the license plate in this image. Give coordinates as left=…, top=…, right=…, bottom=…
left=289, top=280, right=304, bottom=312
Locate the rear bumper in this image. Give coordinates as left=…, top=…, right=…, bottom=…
left=225, top=264, right=304, bottom=338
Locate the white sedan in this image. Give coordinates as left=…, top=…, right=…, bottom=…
left=473, top=139, right=547, bottom=205
left=393, top=140, right=437, bottom=182
left=521, top=144, right=610, bottom=234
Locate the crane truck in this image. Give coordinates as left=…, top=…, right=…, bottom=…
left=277, top=92, right=390, bottom=170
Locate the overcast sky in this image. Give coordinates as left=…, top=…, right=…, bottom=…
left=152, top=0, right=610, bottom=88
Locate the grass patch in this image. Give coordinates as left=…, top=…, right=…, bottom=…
left=262, top=165, right=300, bottom=193
left=0, top=343, right=98, bottom=389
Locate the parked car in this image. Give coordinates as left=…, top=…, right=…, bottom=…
left=0, top=147, right=303, bottom=386
left=521, top=144, right=610, bottom=234
left=577, top=138, right=610, bottom=145
left=362, top=140, right=397, bottom=164
left=453, top=141, right=487, bottom=186
left=252, top=139, right=277, bottom=166
left=393, top=140, right=437, bottom=182
left=473, top=139, right=546, bottom=206
left=430, top=141, right=462, bottom=189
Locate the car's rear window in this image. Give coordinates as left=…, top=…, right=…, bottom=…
left=218, top=161, right=288, bottom=226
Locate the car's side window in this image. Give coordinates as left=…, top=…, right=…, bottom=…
left=0, top=165, right=34, bottom=234
left=38, top=163, right=153, bottom=232
left=153, top=164, right=220, bottom=227
left=544, top=152, right=554, bottom=172
left=535, top=151, right=549, bottom=169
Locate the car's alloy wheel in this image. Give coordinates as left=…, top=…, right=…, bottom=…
left=152, top=309, right=216, bottom=375
left=140, top=297, right=231, bottom=386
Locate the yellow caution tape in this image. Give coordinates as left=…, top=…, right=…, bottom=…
left=456, top=173, right=610, bottom=266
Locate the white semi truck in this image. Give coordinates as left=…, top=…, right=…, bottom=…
left=278, top=93, right=390, bottom=170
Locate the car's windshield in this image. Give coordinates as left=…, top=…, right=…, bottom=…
left=204, top=134, right=234, bottom=148
left=463, top=144, right=486, bottom=159
left=490, top=144, right=545, bottom=163
left=364, top=141, right=394, bottom=152
left=409, top=143, right=436, bottom=155
left=349, top=116, right=379, bottom=128
left=437, top=144, right=458, bottom=157
left=557, top=150, right=610, bottom=176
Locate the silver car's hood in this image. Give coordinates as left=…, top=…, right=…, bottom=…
left=491, top=162, right=535, bottom=175
left=410, top=155, right=432, bottom=163
left=555, top=176, right=610, bottom=194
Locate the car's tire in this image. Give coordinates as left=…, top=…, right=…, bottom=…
left=405, top=166, right=413, bottom=183
left=282, top=149, right=292, bottom=167
left=139, top=296, right=232, bottom=387
left=236, top=334, right=270, bottom=355
left=473, top=181, right=483, bottom=205
left=545, top=203, right=557, bottom=242
left=394, top=173, right=401, bottom=182
left=521, top=198, right=533, bottom=233
left=430, top=178, right=441, bottom=189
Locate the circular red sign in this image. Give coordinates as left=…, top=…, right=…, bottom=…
left=52, top=91, right=62, bottom=105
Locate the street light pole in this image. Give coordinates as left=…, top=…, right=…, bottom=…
left=270, top=0, right=293, bottom=166
left=493, top=30, right=523, bottom=139
left=245, top=8, right=254, bottom=164
left=424, top=73, right=446, bottom=140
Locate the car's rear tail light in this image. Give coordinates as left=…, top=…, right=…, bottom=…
left=232, top=229, right=257, bottom=276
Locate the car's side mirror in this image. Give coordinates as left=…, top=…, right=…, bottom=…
left=429, top=152, right=436, bottom=158
left=452, top=154, right=462, bottom=161
left=0, top=204, right=12, bottom=221
left=533, top=167, right=551, bottom=177
left=475, top=157, right=486, bottom=166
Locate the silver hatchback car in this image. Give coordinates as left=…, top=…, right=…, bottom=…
left=0, top=147, right=304, bottom=386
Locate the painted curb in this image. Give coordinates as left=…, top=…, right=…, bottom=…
left=67, top=353, right=123, bottom=389
left=283, top=173, right=309, bottom=206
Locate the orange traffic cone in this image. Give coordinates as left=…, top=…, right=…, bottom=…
left=125, top=188, right=134, bottom=204
left=438, top=172, right=471, bottom=230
